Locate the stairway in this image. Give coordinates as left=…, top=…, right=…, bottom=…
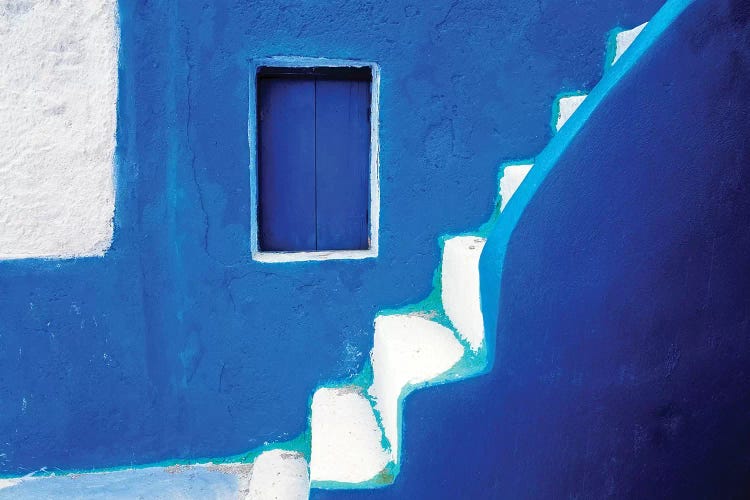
left=0, top=19, right=656, bottom=500
left=302, top=22, right=651, bottom=491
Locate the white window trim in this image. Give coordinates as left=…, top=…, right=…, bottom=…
left=248, top=56, right=381, bottom=263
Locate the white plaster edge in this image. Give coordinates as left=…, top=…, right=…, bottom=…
left=499, top=164, right=534, bottom=211
left=555, top=94, right=588, bottom=131
left=253, top=249, right=377, bottom=263
left=247, top=56, right=380, bottom=263
left=441, top=236, right=486, bottom=351
left=612, top=22, right=648, bottom=65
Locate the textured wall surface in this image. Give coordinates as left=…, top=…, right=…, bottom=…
left=312, top=0, right=750, bottom=497
left=0, top=1, right=117, bottom=258
left=0, top=0, right=668, bottom=479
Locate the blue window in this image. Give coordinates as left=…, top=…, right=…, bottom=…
left=256, top=66, right=372, bottom=253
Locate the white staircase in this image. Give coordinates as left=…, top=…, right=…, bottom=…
left=0, top=20, right=649, bottom=500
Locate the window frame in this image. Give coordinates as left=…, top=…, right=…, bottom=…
left=248, top=57, right=381, bottom=263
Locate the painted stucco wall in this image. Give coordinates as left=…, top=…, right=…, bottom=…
left=0, top=0, right=673, bottom=481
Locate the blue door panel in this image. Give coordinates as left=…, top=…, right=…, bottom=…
left=257, top=78, right=317, bottom=251
left=315, top=79, right=371, bottom=250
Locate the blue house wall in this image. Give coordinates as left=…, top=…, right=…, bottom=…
left=0, top=0, right=663, bottom=475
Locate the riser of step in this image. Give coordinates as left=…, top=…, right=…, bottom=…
left=442, top=236, right=487, bottom=352
left=309, top=387, right=391, bottom=484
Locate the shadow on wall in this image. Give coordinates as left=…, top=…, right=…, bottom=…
left=312, top=0, right=750, bottom=497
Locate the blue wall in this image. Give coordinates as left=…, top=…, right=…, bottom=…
left=1, top=0, right=664, bottom=476
left=312, top=0, right=750, bottom=497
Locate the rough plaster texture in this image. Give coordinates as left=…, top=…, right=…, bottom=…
left=310, top=387, right=390, bottom=484
left=248, top=450, right=309, bottom=500
left=368, top=314, right=463, bottom=461
left=0, top=0, right=117, bottom=259
left=441, top=236, right=486, bottom=351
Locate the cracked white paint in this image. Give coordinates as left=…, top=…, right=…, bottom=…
left=612, top=22, right=648, bottom=65
left=0, top=0, right=118, bottom=259
left=499, top=164, right=533, bottom=211
left=368, top=314, right=464, bottom=462
left=248, top=450, right=309, bottom=500
left=309, top=386, right=390, bottom=484
left=555, top=95, right=587, bottom=131
left=441, top=237, right=486, bottom=351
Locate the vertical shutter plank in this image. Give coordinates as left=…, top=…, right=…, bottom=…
left=314, top=79, right=371, bottom=250
left=257, top=78, right=317, bottom=251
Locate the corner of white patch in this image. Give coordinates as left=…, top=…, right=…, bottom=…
left=0, top=0, right=118, bottom=259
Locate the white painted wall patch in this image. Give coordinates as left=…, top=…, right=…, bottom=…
left=0, top=0, right=118, bottom=259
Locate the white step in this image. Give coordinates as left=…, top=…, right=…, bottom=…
left=555, top=94, right=587, bottom=131
left=611, top=22, right=647, bottom=65
left=441, top=236, right=487, bottom=351
left=0, top=463, right=253, bottom=499
left=499, top=163, right=533, bottom=211
left=248, top=449, right=309, bottom=500
left=309, top=386, right=390, bottom=484
left=368, top=314, right=464, bottom=462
